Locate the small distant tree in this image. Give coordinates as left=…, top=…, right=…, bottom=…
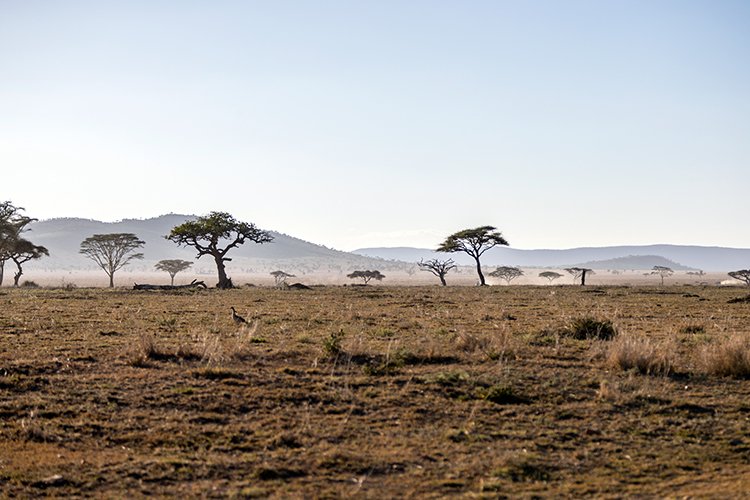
left=270, top=270, right=295, bottom=286
left=728, top=269, right=750, bottom=286
left=651, top=265, right=673, bottom=285
left=417, top=258, right=457, bottom=286
left=80, top=233, right=145, bottom=287
left=488, top=266, right=524, bottom=285
left=539, top=271, right=563, bottom=285
left=437, top=226, right=509, bottom=286
left=10, top=239, right=49, bottom=286
left=347, top=270, right=385, bottom=285
left=565, top=267, right=593, bottom=286
left=154, top=259, right=193, bottom=285
left=166, top=212, right=273, bottom=289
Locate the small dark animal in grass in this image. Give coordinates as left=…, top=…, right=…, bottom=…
left=230, top=307, right=248, bottom=325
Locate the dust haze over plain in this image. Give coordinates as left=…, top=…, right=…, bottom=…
left=1, top=1, right=749, bottom=251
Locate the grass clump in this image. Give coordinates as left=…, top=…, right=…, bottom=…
left=562, top=316, right=617, bottom=340
left=606, top=335, right=673, bottom=376
left=699, top=335, right=750, bottom=378
left=492, top=454, right=554, bottom=482
left=480, top=384, right=527, bottom=405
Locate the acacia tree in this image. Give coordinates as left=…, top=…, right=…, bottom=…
left=0, top=201, right=47, bottom=286
left=154, top=259, right=193, bottom=286
left=436, top=226, right=509, bottom=286
left=565, top=267, right=594, bottom=286
left=417, top=258, right=456, bottom=286
left=651, top=265, right=674, bottom=285
left=167, top=212, right=273, bottom=289
left=728, top=269, right=750, bottom=286
left=539, top=271, right=563, bottom=284
left=270, top=270, right=295, bottom=286
left=347, top=270, right=385, bottom=285
left=10, top=239, right=49, bottom=286
left=80, top=233, right=145, bottom=287
left=488, top=266, right=524, bottom=285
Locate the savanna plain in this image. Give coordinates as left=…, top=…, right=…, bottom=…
left=2, top=284, right=750, bottom=498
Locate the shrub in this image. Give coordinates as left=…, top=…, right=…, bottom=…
left=562, top=317, right=617, bottom=340
left=323, top=330, right=345, bottom=357
left=21, top=280, right=40, bottom=288
left=481, top=384, right=526, bottom=404
left=699, top=336, right=750, bottom=378
left=606, top=335, right=673, bottom=376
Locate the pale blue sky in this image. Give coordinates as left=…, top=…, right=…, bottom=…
left=1, top=1, right=748, bottom=250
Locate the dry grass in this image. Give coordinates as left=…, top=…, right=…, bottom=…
left=1, top=284, right=750, bottom=497
left=699, top=334, right=750, bottom=378
left=605, top=334, right=675, bottom=375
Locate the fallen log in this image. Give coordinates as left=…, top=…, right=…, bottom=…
left=133, top=279, right=207, bottom=290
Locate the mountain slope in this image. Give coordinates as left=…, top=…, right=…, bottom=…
left=24, top=215, right=390, bottom=272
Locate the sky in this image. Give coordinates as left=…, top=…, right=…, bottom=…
left=1, top=0, right=748, bottom=251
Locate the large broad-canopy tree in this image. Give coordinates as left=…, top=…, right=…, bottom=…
left=166, top=212, right=273, bottom=289
left=80, top=233, right=145, bottom=288
left=436, top=226, right=509, bottom=286
left=417, top=258, right=457, bottom=286
left=0, top=201, right=48, bottom=286
left=154, top=259, right=194, bottom=286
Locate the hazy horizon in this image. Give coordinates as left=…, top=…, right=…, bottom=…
left=2, top=1, right=749, bottom=251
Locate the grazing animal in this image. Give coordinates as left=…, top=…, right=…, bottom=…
left=230, top=307, right=248, bottom=325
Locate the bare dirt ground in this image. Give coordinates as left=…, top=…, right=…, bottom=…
left=2, top=284, right=750, bottom=497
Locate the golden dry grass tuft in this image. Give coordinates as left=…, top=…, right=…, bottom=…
left=606, top=334, right=675, bottom=376
left=698, top=334, right=750, bottom=378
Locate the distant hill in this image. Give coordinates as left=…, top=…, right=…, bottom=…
left=23, top=215, right=400, bottom=274
left=573, top=255, right=694, bottom=271
left=354, top=244, right=750, bottom=272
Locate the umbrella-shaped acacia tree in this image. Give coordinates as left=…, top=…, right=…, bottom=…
left=436, top=226, right=509, bottom=286
left=167, top=212, right=273, bottom=289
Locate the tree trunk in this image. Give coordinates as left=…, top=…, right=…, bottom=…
left=475, top=258, right=486, bottom=286
left=13, top=264, right=22, bottom=286
left=581, top=270, right=587, bottom=286
left=439, top=275, right=447, bottom=286
left=109, top=273, right=114, bottom=288
left=0, top=260, right=4, bottom=287
left=170, top=274, right=175, bottom=286
left=215, top=255, right=232, bottom=289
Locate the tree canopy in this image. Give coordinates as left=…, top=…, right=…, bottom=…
left=565, top=267, right=594, bottom=286
left=347, top=270, right=385, bottom=285
left=0, top=201, right=48, bottom=286
left=166, top=212, right=273, bottom=289
left=270, top=270, right=295, bottom=286
left=728, top=269, right=750, bottom=286
left=651, top=265, right=674, bottom=285
left=80, top=233, right=145, bottom=287
left=488, top=266, right=524, bottom=285
left=154, top=259, right=193, bottom=286
left=538, top=271, right=564, bottom=284
left=417, top=258, right=456, bottom=286
left=437, top=226, right=508, bottom=286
